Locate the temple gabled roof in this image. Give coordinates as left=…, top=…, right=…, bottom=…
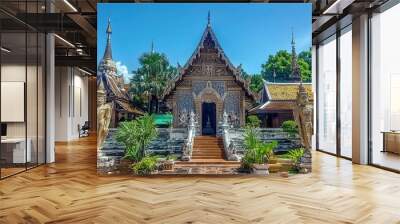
left=249, top=80, right=313, bottom=114
left=162, top=13, right=256, bottom=101
left=264, top=82, right=313, bottom=101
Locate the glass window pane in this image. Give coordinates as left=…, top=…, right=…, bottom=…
left=1, top=31, right=27, bottom=177
left=27, top=31, right=38, bottom=169
left=38, top=33, right=45, bottom=165
left=371, top=4, right=400, bottom=171
left=317, top=35, right=337, bottom=154
left=340, top=27, right=352, bottom=158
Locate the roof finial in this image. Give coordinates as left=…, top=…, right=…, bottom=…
left=151, top=41, right=154, bottom=54
left=107, top=18, right=112, bottom=34
left=103, top=18, right=113, bottom=60
left=207, top=10, right=211, bottom=27
left=291, top=27, right=295, bottom=45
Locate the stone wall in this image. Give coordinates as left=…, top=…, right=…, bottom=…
left=97, top=128, right=125, bottom=174
left=227, top=128, right=302, bottom=156
left=97, top=128, right=187, bottom=174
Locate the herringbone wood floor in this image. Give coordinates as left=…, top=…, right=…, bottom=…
left=1, top=135, right=400, bottom=224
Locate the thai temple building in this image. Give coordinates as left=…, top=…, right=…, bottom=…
left=249, top=31, right=313, bottom=128
left=97, top=19, right=143, bottom=128
left=162, top=13, right=257, bottom=135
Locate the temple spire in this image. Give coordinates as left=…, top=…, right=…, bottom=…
left=291, top=28, right=301, bottom=82
left=103, top=18, right=113, bottom=60
left=291, top=27, right=295, bottom=45
left=207, top=10, right=211, bottom=27
left=151, top=41, right=155, bottom=54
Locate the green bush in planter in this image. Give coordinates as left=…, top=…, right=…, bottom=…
left=246, top=115, right=261, bottom=128
left=241, top=126, right=278, bottom=170
left=132, top=156, right=158, bottom=175
left=116, top=114, right=157, bottom=162
left=281, top=120, right=298, bottom=137
left=287, top=148, right=305, bottom=172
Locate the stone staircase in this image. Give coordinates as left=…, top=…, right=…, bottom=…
left=174, top=136, right=241, bottom=174
left=191, top=136, right=225, bottom=160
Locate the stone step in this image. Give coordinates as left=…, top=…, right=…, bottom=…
left=192, top=151, right=224, bottom=155
left=193, top=148, right=223, bottom=151
left=192, top=150, right=223, bottom=152
left=194, top=144, right=224, bottom=148
left=194, top=142, right=223, bottom=145
left=192, top=156, right=224, bottom=159
left=177, top=160, right=240, bottom=165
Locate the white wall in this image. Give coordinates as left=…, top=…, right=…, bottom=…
left=54, top=67, right=89, bottom=141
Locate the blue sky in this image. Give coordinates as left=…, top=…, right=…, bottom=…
left=98, top=3, right=311, bottom=82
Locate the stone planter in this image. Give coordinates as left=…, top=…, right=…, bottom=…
left=251, top=164, right=269, bottom=175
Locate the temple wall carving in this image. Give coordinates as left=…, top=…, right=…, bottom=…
left=174, top=91, right=194, bottom=128
left=224, top=91, right=241, bottom=127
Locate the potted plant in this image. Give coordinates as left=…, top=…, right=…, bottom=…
left=251, top=141, right=277, bottom=175
left=240, top=126, right=278, bottom=175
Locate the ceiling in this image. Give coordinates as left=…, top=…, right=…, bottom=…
left=0, top=0, right=97, bottom=73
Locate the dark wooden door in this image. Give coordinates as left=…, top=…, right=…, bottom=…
left=202, top=102, right=216, bottom=135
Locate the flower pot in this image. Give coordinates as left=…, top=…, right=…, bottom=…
left=251, top=164, right=269, bottom=175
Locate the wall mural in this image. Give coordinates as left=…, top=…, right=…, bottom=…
left=97, top=3, right=312, bottom=176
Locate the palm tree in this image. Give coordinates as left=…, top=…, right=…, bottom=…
left=130, top=52, right=177, bottom=113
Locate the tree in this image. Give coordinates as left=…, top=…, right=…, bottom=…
left=130, top=52, right=177, bottom=113
left=249, top=74, right=264, bottom=93
left=298, top=50, right=311, bottom=66
left=261, top=49, right=312, bottom=83
left=261, top=50, right=292, bottom=82
left=298, top=58, right=311, bottom=82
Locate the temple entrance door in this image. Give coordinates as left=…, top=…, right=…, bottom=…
left=202, top=102, right=216, bottom=135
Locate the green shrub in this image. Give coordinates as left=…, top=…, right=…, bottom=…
left=244, top=126, right=260, bottom=150
left=166, top=155, right=178, bottom=161
left=287, top=148, right=305, bottom=172
left=246, top=115, right=261, bottom=128
left=124, top=145, right=141, bottom=162
left=132, top=156, right=158, bottom=175
left=281, top=120, right=298, bottom=137
left=116, top=114, right=157, bottom=162
left=241, top=126, right=278, bottom=169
